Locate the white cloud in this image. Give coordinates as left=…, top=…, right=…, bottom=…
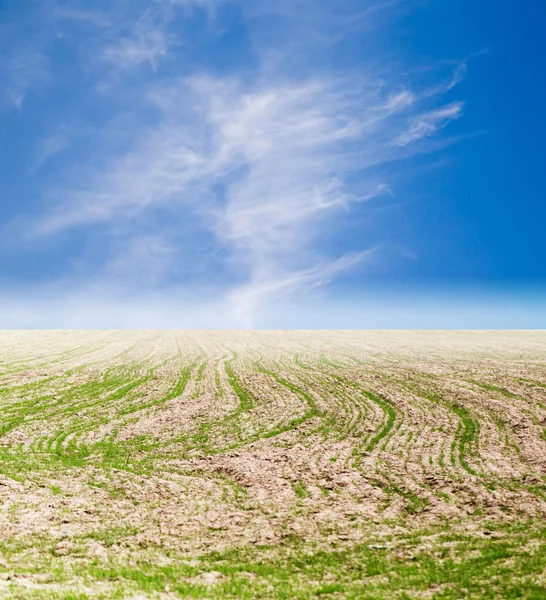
left=226, top=250, right=376, bottom=325
left=103, top=27, right=169, bottom=71
left=393, top=102, right=464, bottom=147
left=0, top=45, right=49, bottom=110
left=96, top=0, right=221, bottom=71
left=30, top=68, right=461, bottom=323
left=4, top=0, right=469, bottom=326
left=32, top=133, right=73, bottom=171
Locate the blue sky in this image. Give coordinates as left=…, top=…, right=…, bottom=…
left=1, top=0, right=545, bottom=328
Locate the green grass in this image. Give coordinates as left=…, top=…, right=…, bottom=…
left=224, top=353, right=254, bottom=412
left=2, top=519, right=545, bottom=599
left=403, top=383, right=480, bottom=476
left=467, top=379, right=521, bottom=400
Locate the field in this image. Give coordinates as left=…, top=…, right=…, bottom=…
left=0, top=330, right=545, bottom=599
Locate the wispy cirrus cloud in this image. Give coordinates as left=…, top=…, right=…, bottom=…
left=226, top=250, right=377, bottom=325
left=102, top=22, right=169, bottom=71
left=0, top=43, right=49, bottom=110
left=3, top=0, right=469, bottom=326
left=55, top=0, right=220, bottom=72
left=30, top=70, right=464, bottom=320
left=393, top=102, right=464, bottom=147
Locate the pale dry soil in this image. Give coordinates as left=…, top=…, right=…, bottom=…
left=0, top=331, right=545, bottom=599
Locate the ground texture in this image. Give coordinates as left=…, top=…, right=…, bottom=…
left=0, top=331, right=545, bottom=599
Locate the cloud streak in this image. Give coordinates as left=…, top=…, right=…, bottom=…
left=393, top=102, right=464, bottom=147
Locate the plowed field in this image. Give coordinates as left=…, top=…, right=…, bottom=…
left=0, top=331, right=545, bottom=599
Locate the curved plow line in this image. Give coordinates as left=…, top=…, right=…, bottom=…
left=6, top=359, right=189, bottom=474
left=41, top=366, right=158, bottom=456
left=254, top=364, right=319, bottom=437
left=213, top=358, right=224, bottom=398
left=340, top=382, right=398, bottom=455
left=286, top=357, right=380, bottom=443
left=29, top=375, right=135, bottom=454
left=397, top=382, right=481, bottom=478
left=288, top=356, right=371, bottom=441
left=284, top=358, right=430, bottom=513
left=224, top=351, right=253, bottom=414
left=466, top=378, right=544, bottom=427
left=304, top=366, right=435, bottom=513
left=401, top=379, right=545, bottom=505
left=168, top=356, right=322, bottom=457
left=373, top=469, right=431, bottom=515
left=81, top=360, right=199, bottom=471
left=220, top=360, right=319, bottom=448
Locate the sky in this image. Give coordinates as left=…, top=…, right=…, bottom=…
left=1, top=0, right=545, bottom=328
